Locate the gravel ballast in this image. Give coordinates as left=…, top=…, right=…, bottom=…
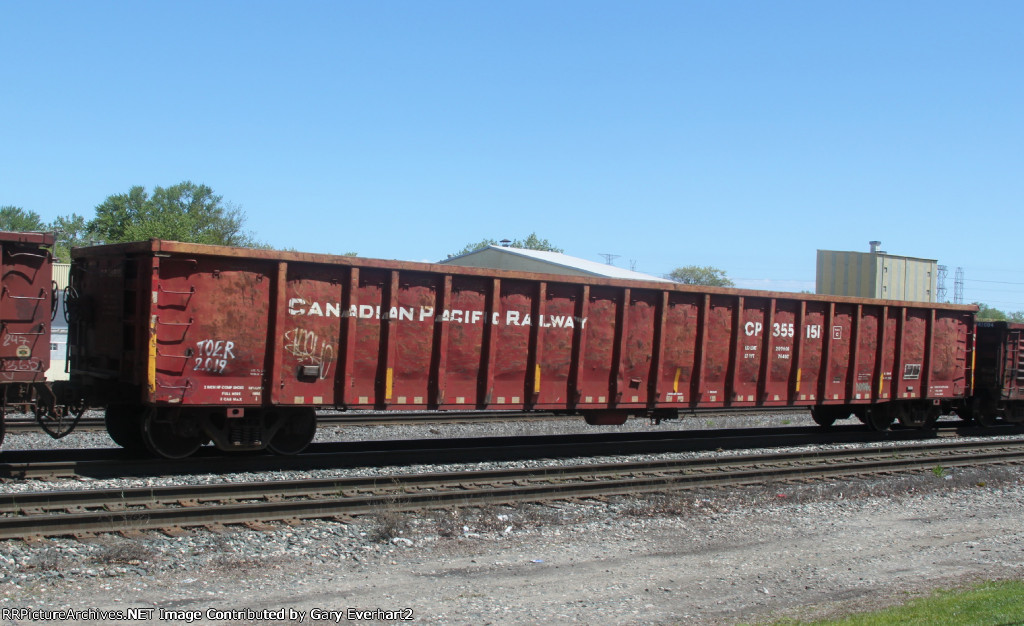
left=1, top=413, right=1022, bottom=624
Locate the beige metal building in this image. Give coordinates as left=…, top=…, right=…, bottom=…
left=816, top=242, right=937, bottom=302
left=48, top=263, right=71, bottom=380
left=440, top=246, right=672, bottom=282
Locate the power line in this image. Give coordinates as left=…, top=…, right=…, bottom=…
left=968, top=279, right=1024, bottom=286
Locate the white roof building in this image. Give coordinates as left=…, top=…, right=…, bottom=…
left=440, top=246, right=672, bottom=283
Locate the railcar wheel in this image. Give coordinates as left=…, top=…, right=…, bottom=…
left=268, top=408, right=317, bottom=455
left=866, top=406, right=893, bottom=431
left=142, top=408, right=205, bottom=459
left=955, top=406, right=976, bottom=424
left=105, top=405, right=147, bottom=453
left=811, top=407, right=837, bottom=428
left=974, top=412, right=999, bottom=428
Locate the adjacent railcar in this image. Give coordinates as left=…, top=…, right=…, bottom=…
left=969, top=321, right=1024, bottom=425
left=68, top=239, right=978, bottom=457
left=0, top=232, right=58, bottom=448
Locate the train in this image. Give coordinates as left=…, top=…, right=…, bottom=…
left=0, top=231, right=1021, bottom=458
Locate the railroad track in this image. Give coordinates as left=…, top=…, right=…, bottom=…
left=1, top=407, right=807, bottom=434
left=5, top=422, right=1014, bottom=480
left=1, top=439, right=1022, bottom=540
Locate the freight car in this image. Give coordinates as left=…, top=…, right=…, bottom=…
left=65, top=238, right=983, bottom=457
left=0, top=231, right=82, bottom=448
left=967, top=321, right=1024, bottom=425
left=0, top=233, right=1018, bottom=458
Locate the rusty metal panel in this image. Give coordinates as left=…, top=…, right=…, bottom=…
left=390, top=272, right=440, bottom=408
left=493, top=279, right=532, bottom=408
left=578, top=286, right=619, bottom=407
left=929, top=310, right=971, bottom=399
left=0, top=233, right=53, bottom=382
left=277, top=263, right=343, bottom=406
left=657, top=292, right=701, bottom=405
left=975, top=322, right=1024, bottom=403
left=149, top=254, right=272, bottom=406
left=620, top=290, right=656, bottom=407
left=535, top=282, right=577, bottom=407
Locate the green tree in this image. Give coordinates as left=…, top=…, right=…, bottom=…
left=454, top=232, right=563, bottom=257
left=49, top=213, right=95, bottom=263
left=89, top=181, right=258, bottom=246
left=668, top=265, right=735, bottom=287
left=974, top=302, right=1007, bottom=321
left=0, top=206, right=46, bottom=231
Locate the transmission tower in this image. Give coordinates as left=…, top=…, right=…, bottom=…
left=954, top=267, right=964, bottom=304
left=599, top=253, right=620, bottom=266
left=937, top=265, right=948, bottom=302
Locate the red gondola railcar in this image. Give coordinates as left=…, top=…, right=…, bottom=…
left=0, top=232, right=58, bottom=447
left=68, top=239, right=979, bottom=457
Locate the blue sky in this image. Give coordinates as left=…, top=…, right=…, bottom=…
left=3, top=2, right=1022, bottom=309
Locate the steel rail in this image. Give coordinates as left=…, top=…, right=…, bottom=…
left=1, top=440, right=1022, bottom=539
left=5, top=423, right=1010, bottom=480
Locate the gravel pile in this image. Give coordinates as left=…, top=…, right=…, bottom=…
left=1, top=412, right=1022, bottom=624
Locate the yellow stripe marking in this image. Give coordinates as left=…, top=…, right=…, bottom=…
left=673, top=367, right=681, bottom=393
left=148, top=315, right=157, bottom=394
left=795, top=368, right=801, bottom=392
left=971, top=348, right=976, bottom=393
left=534, top=364, right=542, bottom=394
left=385, top=367, right=394, bottom=400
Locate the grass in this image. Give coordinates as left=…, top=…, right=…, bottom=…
left=774, top=580, right=1024, bottom=625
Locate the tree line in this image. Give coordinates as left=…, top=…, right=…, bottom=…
left=2, top=181, right=257, bottom=262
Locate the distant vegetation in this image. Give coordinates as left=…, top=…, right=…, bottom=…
left=667, top=265, right=735, bottom=287
left=452, top=233, right=562, bottom=257
left=974, top=302, right=1024, bottom=322
left=2, top=181, right=261, bottom=262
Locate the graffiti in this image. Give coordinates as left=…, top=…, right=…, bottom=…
left=2, top=334, right=30, bottom=347
left=283, top=328, right=335, bottom=380
left=193, top=338, right=236, bottom=375
left=2, top=358, right=42, bottom=372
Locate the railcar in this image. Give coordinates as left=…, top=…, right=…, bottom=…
left=64, top=239, right=980, bottom=458
left=0, top=231, right=81, bottom=448
left=967, top=321, right=1024, bottom=425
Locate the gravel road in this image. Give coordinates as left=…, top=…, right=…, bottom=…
left=1, top=414, right=1022, bottom=625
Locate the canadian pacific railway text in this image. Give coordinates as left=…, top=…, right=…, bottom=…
left=288, top=300, right=588, bottom=328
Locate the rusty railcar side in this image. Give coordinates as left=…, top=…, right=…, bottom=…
left=0, top=232, right=58, bottom=447
left=0, top=232, right=54, bottom=383
left=971, top=321, right=1024, bottom=424
left=69, top=240, right=978, bottom=456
